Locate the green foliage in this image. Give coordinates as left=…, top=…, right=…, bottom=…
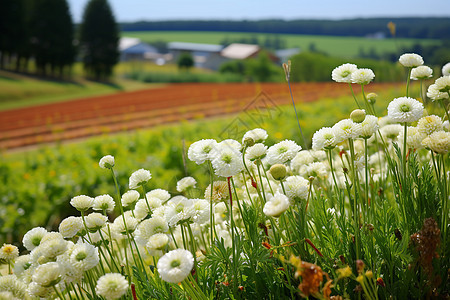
left=79, top=0, right=119, bottom=80
left=125, top=70, right=243, bottom=83
left=177, top=52, right=194, bottom=70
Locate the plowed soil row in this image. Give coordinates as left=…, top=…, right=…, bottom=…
left=0, top=82, right=400, bottom=149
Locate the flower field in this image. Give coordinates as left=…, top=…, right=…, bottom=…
left=0, top=56, right=448, bottom=299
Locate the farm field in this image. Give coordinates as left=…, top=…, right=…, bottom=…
left=121, top=31, right=440, bottom=58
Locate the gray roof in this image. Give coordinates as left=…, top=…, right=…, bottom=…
left=275, top=48, right=301, bottom=58
left=168, top=42, right=223, bottom=52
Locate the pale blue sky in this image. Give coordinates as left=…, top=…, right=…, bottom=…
left=67, top=0, right=450, bottom=23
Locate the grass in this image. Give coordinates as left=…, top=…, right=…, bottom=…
left=121, top=31, right=439, bottom=58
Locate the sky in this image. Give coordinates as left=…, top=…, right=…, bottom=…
left=67, top=0, right=450, bottom=23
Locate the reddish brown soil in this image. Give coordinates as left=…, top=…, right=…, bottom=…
left=0, top=82, right=400, bottom=149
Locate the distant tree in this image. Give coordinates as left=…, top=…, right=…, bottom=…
left=246, top=51, right=274, bottom=82
left=177, top=52, right=194, bottom=70
left=29, top=0, right=75, bottom=76
left=79, top=0, right=119, bottom=80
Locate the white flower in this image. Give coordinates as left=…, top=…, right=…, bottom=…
left=85, top=212, right=108, bottom=231
left=0, top=291, right=18, bottom=300
left=164, top=198, right=194, bottom=227
left=422, top=131, right=450, bottom=154
left=399, top=53, right=424, bottom=67
left=410, top=65, right=433, bottom=80
left=442, top=62, right=450, bottom=76
left=332, top=119, right=362, bottom=143
left=204, top=181, right=229, bottom=203
left=0, top=244, right=19, bottom=262
left=188, top=139, right=217, bottom=165
left=22, top=227, right=47, bottom=251
left=427, top=83, right=449, bottom=101
left=312, top=127, right=337, bottom=150
left=146, top=189, right=171, bottom=202
left=59, top=216, right=83, bottom=238
left=32, top=262, right=61, bottom=287
left=0, top=275, right=27, bottom=299
left=176, top=177, right=197, bottom=192
left=245, top=143, right=268, bottom=161
left=417, top=115, right=444, bottom=135
left=157, top=249, right=194, bottom=283
left=40, top=236, right=68, bottom=259
left=146, top=233, right=169, bottom=250
left=242, top=128, right=268, bottom=144
left=266, top=140, right=301, bottom=165
left=191, top=199, right=210, bottom=224
left=263, top=193, right=290, bottom=217
left=121, top=190, right=140, bottom=207
left=331, top=63, right=357, bottom=83
left=351, top=68, right=375, bottom=85
left=95, top=273, right=129, bottom=300
left=299, top=162, right=328, bottom=179
left=99, top=155, right=115, bottom=169
left=13, top=255, right=31, bottom=276
left=129, top=169, right=152, bottom=189
left=134, top=197, right=162, bottom=220
left=70, top=243, right=99, bottom=271
left=211, top=148, right=244, bottom=178
left=360, top=115, right=379, bottom=138
left=93, top=194, right=115, bottom=212
left=284, top=175, right=309, bottom=201
left=70, top=195, right=94, bottom=212
left=135, top=216, right=169, bottom=247
left=387, top=97, right=424, bottom=123
left=398, top=126, right=426, bottom=150
left=435, top=76, right=450, bottom=94
left=112, top=213, right=138, bottom=235
left=380, top=124, right=403, bottom=140
left=217, top=139, right=242, bottom=152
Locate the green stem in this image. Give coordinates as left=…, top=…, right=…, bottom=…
left=208, top=161, right=215, bottom=248
left=441, top=154, right=448, bottom=247
left=348, top=138, right=360, bottom=260
left=349, top=83, right=362, bottom=109
left=361, top=84, right=374, bottom=115
left=287, top=77, right=307, bottom=149
left=439, top=99, right=450, bottom=122
left=364, top=138, right=369, bottom=224
left=406, top=68, right=412, bottom=97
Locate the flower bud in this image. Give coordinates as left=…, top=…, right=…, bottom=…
left=366, top=92, right=377, bottom=104
left=350, top=109, right=366, bottom=123
left=270, top=164, right=287, bottom=180
left=243, top=137, right=255, bottom=147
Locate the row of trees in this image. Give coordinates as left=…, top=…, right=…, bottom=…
left=0, top=0, right=119, bottom=80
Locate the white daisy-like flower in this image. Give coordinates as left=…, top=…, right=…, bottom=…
left=263, top=192, right=290, bottom=218
left=164, top=198, right=195, bottom=227
left=332, top=119, right=362, bottom=143
left=146, top=189, right=171, bottom=202
left=59, top=216, right=83, bottom=238
left=427, top=83, right=449, bottom=101
left=146, top=233, right=170, bottom=251
left=331, top=63, right=358, bottom=83
left=217, top=139, right=242, bottom=152
left=0, top=244, right=19, bottom=262
left=27, top=282, right=52, bottom=298
left=360, top=115, right=379, bottom=138
left=191, top=199, right=210, bottom=224
left=135, top=216, right=169, bottom=247
left=112, top=213, right=138, bottom=235
left=0, top=291, right=18, bottom=300
left=121, top=190, right=140, bottom=207
left=211, top=148, right=244, bottom=178
left=351, top=68, right=375, bottom=85
left=266, top=140, right=301, bottom=165
left=399, top=53, right=424, bottom=67
left=417, top=115, right=444, bottom=135
left=93, top=194, right=115, bottom=212
left=442, top=62, right=450, bottom=76
left=176, top=177, right=197, bottom=193
left=204, top=181, right=229, bottom=203
left=85, top=212, right=108, bottom=231
left=398, top=126, right=426, bottom=150
left=380, top=124, right=403, bottom=141
left=134, top=197, right=162, bottom=220
left=299, top=162, right=328, bottom=180
left=40, top=237, right=68, bottom=259
left=242, top=128, right=268, bottom=144
left=444, top=120, right=449, bottom=131
left=434, top=76, right=450, bottom=93
left=157, top=249, right=194, bottom=283
left=0, top=275, right=27, bottom=299
left=245, top=143, right=268, bottom=161
left=312, top=127, right=337, bottom=150
left=70, top=195, right=94, bottom=212
left=99, top=155, right=115, bottom=169
left=32, top=262, right=61, bottom=287
left=284, top=175, right=309, bottom=201
left=95, top=273, right=129, bottom=300
left=422, top=131, right=450, bottom=154
left=129, top=169, right=152, bottom=189
left=13, top=255, right=31, bottom=276
left=22, top=227, right=48, bottom=251
left=387, top=97, right=424, bottom=123
left=410, top=65, right=433, bottom=80
left=70, top=243, right=99, bottom=271
left=188, top=139, right=217, bottom=165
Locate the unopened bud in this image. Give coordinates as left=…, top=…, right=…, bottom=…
left=270, top=164, right=287, bottom=180
left=350, top=109, right=366, bottom=123
left=243, top=137, right=255, bottom=147
left=366, top=92, right=377, bottom=104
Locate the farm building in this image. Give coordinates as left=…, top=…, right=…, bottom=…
left=275, top=48, right=301, bottom=63
left=119, top=37, right=161, bottom=62
left=221, top=43, right=280, bottom=63
left=168, top=42, right=225, bottom=69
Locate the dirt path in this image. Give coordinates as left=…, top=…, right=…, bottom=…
left=0, top=82, right=400, bottom=150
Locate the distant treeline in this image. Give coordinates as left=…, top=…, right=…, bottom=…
left=120, top=18, right=450, bottom=39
